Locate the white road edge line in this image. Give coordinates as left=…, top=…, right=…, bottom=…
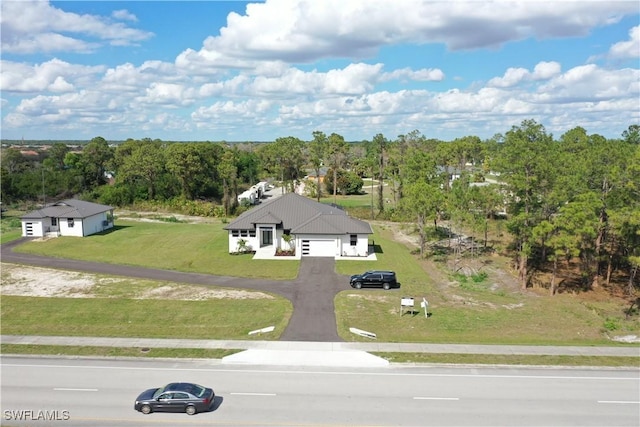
left=230, top=392, right=276, bottom=396
left=54, top=388, right=98, bottom=392
left=413, top=397, right=459, bottom=400
left=597, top=400, right=640, bottom=404
left=6, top=364, right=637, bottom=381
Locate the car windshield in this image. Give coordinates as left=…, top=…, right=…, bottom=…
left=152, top=387, right=166, bottom=399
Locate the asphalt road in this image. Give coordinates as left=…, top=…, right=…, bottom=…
left=1, top=356, right=639, bottom=427
left=1, top=239, right=354, bottom=342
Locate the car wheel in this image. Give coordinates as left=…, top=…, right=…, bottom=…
left=185, top=405, right=197, bottom=416
left=383, top=282, right=390, bottom=290
left=140, top=404, right=152, bottom=415
left=355, top=282, right=362, bottom=289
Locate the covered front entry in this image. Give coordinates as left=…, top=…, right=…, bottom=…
left=260, top=227, right=273, bottom=247
left=301, top=239, right=336, bottom=257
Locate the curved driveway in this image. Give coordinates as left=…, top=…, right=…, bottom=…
left=1, top=239, right=348, bottom=342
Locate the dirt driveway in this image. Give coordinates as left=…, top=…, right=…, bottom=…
left=1, top=239, right=348, bottom=342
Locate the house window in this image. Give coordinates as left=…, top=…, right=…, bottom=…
left=350, top=234, right=357, bottom=246
left=67, top=218, right=74, bottom=227
left=240, top=230, right=248, bottom=237
left=51, top=218, right=57, bottom=226
left=249, top=230, right=256, bottom=237
left=232, top=230, right=239, bottom=237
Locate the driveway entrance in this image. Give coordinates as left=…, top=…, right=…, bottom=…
left=280, top=257, right=347, bottom=342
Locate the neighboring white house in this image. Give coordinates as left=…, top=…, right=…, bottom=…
left=224, top=192, right=373, bottom=259
left=21, top=199, right=114, bottom=238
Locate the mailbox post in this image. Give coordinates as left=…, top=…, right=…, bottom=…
left=420, top=298, right=429, bottom=318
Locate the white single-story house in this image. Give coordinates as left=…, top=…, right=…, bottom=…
left=224, top=192, right=373, bottom=259
left=21, top=199, right=114, bottom=238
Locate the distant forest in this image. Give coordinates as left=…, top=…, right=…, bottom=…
left=1, top=139, right=276, bottom=146
left=2, top=120, right=639, bottom=294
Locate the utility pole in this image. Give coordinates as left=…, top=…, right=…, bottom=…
left=41, top=166, right=45, bottom=205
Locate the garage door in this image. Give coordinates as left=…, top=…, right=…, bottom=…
left=301, top=239, right=336, bottom=257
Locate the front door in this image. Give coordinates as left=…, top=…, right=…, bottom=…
left=260, top=227, right=273, bottom=247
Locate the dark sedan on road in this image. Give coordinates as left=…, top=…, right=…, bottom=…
left=134, top=382, right=215, bottom=415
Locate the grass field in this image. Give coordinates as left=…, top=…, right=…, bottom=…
left=11, top=219, right=299, bottom=279
left=335, top=226, right=640, bottom=345
left=0, top=210, right=23, bottom=244
left=1, top=295, right=292, bottom=339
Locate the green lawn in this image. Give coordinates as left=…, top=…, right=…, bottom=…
left=0, top=344, right=240, bottom=360
left=0, top=210, right=23, bottom=244
left=1, top=295, right=292, bottom=339
left=12, top=219, right=299, bottom=279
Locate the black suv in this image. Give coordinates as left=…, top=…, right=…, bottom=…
left=350, top=270, right=398, bottom=290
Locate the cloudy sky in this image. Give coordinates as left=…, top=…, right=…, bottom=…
left=1, top=0, right=638, bottom=142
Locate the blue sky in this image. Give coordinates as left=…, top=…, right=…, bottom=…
left=1, top=0, right=638, bottom=142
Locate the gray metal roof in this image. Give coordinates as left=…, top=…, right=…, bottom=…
left=224, top=193, right=372, bottom=235
left=253, top=211, right=283, bottom=225
left=21, top=199, right=113, bottom=220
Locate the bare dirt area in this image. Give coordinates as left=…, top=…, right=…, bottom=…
left=378, top=219, right=521, bottom=294
left=114, top=209, right=219, bottom=224
left=0, top=263, right=272, bottom=301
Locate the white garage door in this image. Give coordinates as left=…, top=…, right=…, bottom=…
left=301, top=239, right=336, bottom=257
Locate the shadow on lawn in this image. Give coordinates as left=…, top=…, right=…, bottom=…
left=92, top=225, right=132, bottom=236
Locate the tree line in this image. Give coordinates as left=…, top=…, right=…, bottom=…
left=1, top=121, right=638, bottom=294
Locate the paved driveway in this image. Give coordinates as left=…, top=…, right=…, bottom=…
left=1, top=239, right=348, bottom=342
left=281, top=257, right=349, bottom=342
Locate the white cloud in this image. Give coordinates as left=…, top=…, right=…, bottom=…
left=112, top=9, right=138, bottom=22
left=323, top=63, right=382, bottom=94
left=381, top=67, right=445, bottom=82
left=191, top=100, right=275, bottom=133
left=0, top=59, right=105, bottom=93
left=198, top=75, right=249, bottom=97
left=608, top=25, right=640, bottom=59
left=138, top=83, right=196, bottom=107
left=487, top=68, right=530, bottom=88
left=177, top=0, right=637, bottom=69
left=4, top=59, right=638, bottom=141
left=538, top=64, right=639, bottom=101
left=12, top=91, right=114, bottom=124
left=1, top=1, right=637, bottom=142
left=1, top=0, right=153, bottom=54
left=532, top=61, right=562, bottom=80
left=487, top=61, right=561, bottom=88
